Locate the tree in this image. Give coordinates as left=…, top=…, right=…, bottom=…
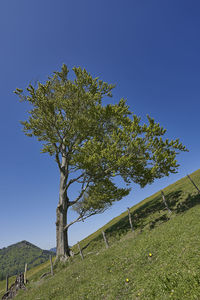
left=15, top=65, right=187, bottom=260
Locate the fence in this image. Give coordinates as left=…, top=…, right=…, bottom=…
left=75, top=173, right=200, bottom=259
left=2, top=255, right=54, bottom=300
left=2, top=173, right=200, bottom=298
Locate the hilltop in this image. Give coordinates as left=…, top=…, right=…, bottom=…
left=0, top=240, right=55, bottom=281
left=2, top=169, right=200, bottom=299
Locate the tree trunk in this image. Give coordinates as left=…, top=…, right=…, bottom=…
left=56, top=207, right=70, bottom=258
left=56, top=156, right=70, bottom=259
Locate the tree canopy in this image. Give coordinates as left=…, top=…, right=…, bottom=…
left=15, top=64, right=188, bottom=257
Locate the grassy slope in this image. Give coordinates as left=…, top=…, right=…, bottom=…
left=8, top=169, right=200, bottom=299
left=0, top=257, right=57, bottom=299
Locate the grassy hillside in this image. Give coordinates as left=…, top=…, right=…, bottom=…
left=0, top=257, right=57, bottom=299
left=72, top=169, right=200, bottom=257
left=7, top=169, right=200, bottom=299
left=0, top=240, right=55, bottom=281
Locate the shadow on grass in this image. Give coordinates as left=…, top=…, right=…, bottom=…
left=80, top=190, right=200, bottom=254
left=105, top=190, right=200, bottom=238
left=149, top=214, right=170, bottom=230
left=176, top=193, right=200, bottom=214
left=105, top=191, right=180, bottom=236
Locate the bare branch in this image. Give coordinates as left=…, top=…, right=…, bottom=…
left=66, top=173, right=86, bottom=189
left=53, top=142, right=69, bottom=176
left=76, top=180, right=86, bottom=184
left=68, top=180, right=90, bottom=206
left=53, top=143, right=62, bottom=172
left=63, top=214, right=83, bottom=231
left=63, top=211, right=97, bottom=231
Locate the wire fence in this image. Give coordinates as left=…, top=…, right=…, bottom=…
left=2, top=173, right=200, bottom=299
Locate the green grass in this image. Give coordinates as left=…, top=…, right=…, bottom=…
left=0, top=240, right=55, bottom=281
left=6, top=169, right=200, bottom=299
left=72, top=169, right=200, bottom=257
left=0, top=257, right=56, bottom=299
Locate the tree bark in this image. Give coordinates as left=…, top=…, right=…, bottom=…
left=56, top=153, right=70, bottom=259
left=56, top=206, right=70, bottom=258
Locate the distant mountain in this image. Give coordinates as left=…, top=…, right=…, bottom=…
left=49, top=247, right=56, bottom=253
left=0, top=240, right=55, bottom=281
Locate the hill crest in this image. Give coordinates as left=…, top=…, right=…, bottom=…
left=0, top=240, right=55, bottom=281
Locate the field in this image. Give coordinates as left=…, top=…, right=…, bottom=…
left=1, top=169, right=200, bottom=299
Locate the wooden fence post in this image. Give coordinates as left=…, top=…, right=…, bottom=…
left=187, top=174, right=200, bottom=194
left=6, top=275, right=9, bottom=292
left=127, top=207, right=134, bottom=232
left=102, top=231, right=109, bottom=249
left=50, top=255, right=54, bottom=276
left=161, top=190, right=172, bottom=214
left=24, top=263, right=27, bottom=284
left=77, top=242, right=84, bottom=260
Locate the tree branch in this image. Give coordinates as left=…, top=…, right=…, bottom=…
left=66, top=173, right=86, bottom=189
left=68, top=180, right=90, bottom=206
left=53, top=143, right=62, bottom=172
left=63, top=211, right=97, bottom=231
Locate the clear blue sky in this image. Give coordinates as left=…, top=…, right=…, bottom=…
left=0, top=0, right=199, bottom=250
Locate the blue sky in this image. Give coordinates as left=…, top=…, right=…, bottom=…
left=0, top=0, right=200, bottom=250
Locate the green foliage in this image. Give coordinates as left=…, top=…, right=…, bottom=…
left=15, top=65, right=188, bottom=215
left=14, top=169, right=200, bottom=300
left=0, top=241, right=55, bottom=281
